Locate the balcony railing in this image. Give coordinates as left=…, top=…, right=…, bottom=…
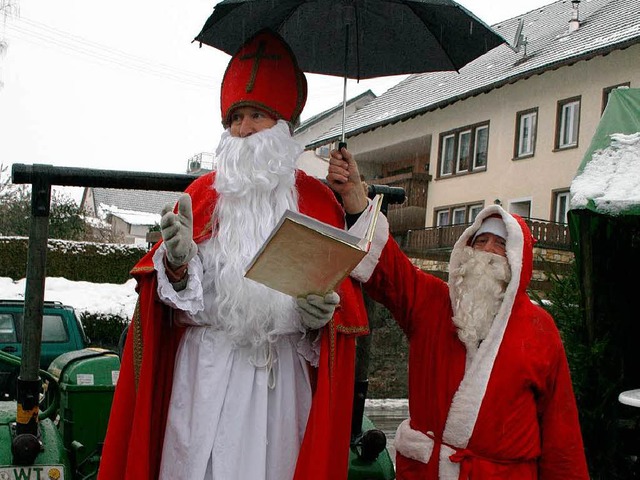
left=400, top=218, right=571, bottom=255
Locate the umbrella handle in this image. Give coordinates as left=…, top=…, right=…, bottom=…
left=338, top=141, right=348, bottom=151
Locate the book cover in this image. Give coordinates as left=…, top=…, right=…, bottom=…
left=244, top=195, right=382, bottom=297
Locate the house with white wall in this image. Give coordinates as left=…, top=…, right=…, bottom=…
left=306, top=0, right=640, bottom=234
left=294, top=90, right=376, bottom=178
left=81, top=187, right=181, bottom=245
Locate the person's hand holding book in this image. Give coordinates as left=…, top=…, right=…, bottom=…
left=296, top=292, right=340, bottom=330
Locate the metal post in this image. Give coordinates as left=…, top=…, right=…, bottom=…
left=16, top=174, right=51, bottom=436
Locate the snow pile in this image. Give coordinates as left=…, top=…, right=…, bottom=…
left=0, top=277, right=138, bottom=318
left=570, top=132, right=640, bottom=214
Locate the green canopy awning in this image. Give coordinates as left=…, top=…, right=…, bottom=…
left=570, top=88, right=640, bottom=216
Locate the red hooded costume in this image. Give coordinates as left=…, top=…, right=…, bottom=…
left=350, top=205, right=588, bottom=479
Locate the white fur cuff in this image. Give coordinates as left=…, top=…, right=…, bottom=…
left=350, top=212, right=389, bottom=283
left=394, top=418, right=434, bottom=464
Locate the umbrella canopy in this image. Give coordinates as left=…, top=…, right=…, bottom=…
left=194, top=0, right=505, bottom=80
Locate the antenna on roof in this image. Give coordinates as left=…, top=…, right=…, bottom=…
left=510, top=18, right=527, bottom=54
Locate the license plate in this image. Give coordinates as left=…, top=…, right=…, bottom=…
left=0, top=465, right=64, bottom=479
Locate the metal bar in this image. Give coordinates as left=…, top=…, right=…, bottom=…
left=11, top=163, right=198, bottom=192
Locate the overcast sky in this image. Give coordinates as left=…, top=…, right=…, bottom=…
left=0, top=0, right=555, bottom=180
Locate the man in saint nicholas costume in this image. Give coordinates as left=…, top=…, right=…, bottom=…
left=98, top=29, right=368, bottom=480
left=328, top=148, right=589, bottom=479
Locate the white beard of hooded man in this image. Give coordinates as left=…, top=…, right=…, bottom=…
left=450, top=247, right=511, bottom=356
left=202, top=120, right=302, bottom=347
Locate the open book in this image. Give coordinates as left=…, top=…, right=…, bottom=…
left=244, top=194, right=383, bottom=297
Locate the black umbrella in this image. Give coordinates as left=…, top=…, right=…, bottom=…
left=194, top=0, right=505, bottom=145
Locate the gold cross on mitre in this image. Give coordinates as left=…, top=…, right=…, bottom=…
left=239, top=40, right=281, bottom=93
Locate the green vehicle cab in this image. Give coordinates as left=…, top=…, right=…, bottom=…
left=0, top=300, right=89, bottom=400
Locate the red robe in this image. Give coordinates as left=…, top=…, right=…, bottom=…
left=352, top=205, right=588, bottom=479
left=98, top=170, right=368, bottom=480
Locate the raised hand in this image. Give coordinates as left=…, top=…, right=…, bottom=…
left=160, top=193, right=197, bottom=268
left=326, top=147, right=368, bottom=214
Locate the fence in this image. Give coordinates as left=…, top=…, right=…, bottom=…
left=401, top=218, right=571, bottom=255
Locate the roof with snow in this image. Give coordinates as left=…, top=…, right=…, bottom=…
left=89, top=187, right=182, bottom=216
left=295, top=90, right=376, bottom=135
left=308, top=0, right=640, bottom=148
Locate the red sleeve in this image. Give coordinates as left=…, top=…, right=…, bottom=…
left=364, top=235, right=449, bottom=337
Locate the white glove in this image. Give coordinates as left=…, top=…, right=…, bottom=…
left=160, top=193, right=197, bottom=268
left=296, top=291, right=340, bottom=330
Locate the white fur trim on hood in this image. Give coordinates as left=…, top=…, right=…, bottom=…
left=440, top=205, right=524, bottom=477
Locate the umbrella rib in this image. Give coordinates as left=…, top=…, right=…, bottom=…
left=403, top=1, right=459, bottom=73
left=273, top=4, right=301, bottom=36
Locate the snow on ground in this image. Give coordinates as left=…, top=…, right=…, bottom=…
left=0, top=276, right=138, bottom=319
left=365, top=398, right=409, bottom=409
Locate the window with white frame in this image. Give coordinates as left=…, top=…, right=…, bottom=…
left=435, top=203, right=484, bottom=226
left=452, top=207, right=466, bottom=225
left=315, top=145, right=330, bottom=157
left=515, top=108, right=537, bottom=158
left=436, top=210, right=450, bottom=226
left=509, top=200, right=531, bottom=219
left=469, top=204, right=483, bottom=223
left=438, top=122, right=489, bottom=177
left=473, top=126, right=488, bottom=169
left=456, top=130, right=471, bottom=172
left=554, top=191, right=570, bottom=224
left=556, top=97, right=580, bottom=149
left=440, top=134, right=455, bottom=176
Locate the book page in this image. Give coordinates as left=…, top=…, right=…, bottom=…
left=357, top=194, right=383, bottom=251
left=282, top=210, right=362, bottom=246
left=244, top=208, right=378, bottom=297
left=244, top=217, right=367, bottom=297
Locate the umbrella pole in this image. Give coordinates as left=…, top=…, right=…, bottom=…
left=340, top=73, right=347, bottom=149
left=339, top=24, right=349, bottom=151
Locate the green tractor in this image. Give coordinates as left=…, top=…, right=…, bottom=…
left=2, top=163, right=397, bottom=479
left=0, top=347, right=119, bottom=479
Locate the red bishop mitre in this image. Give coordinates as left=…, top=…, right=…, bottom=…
left=220, top=29, right=307, bottom=127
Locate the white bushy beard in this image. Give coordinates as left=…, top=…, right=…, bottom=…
left=450, top=247, right=512, bottom=352
left=204, top=120, right=303, bottom=347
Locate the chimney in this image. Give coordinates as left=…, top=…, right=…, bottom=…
left=569, top=0, right=581, bottom=32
